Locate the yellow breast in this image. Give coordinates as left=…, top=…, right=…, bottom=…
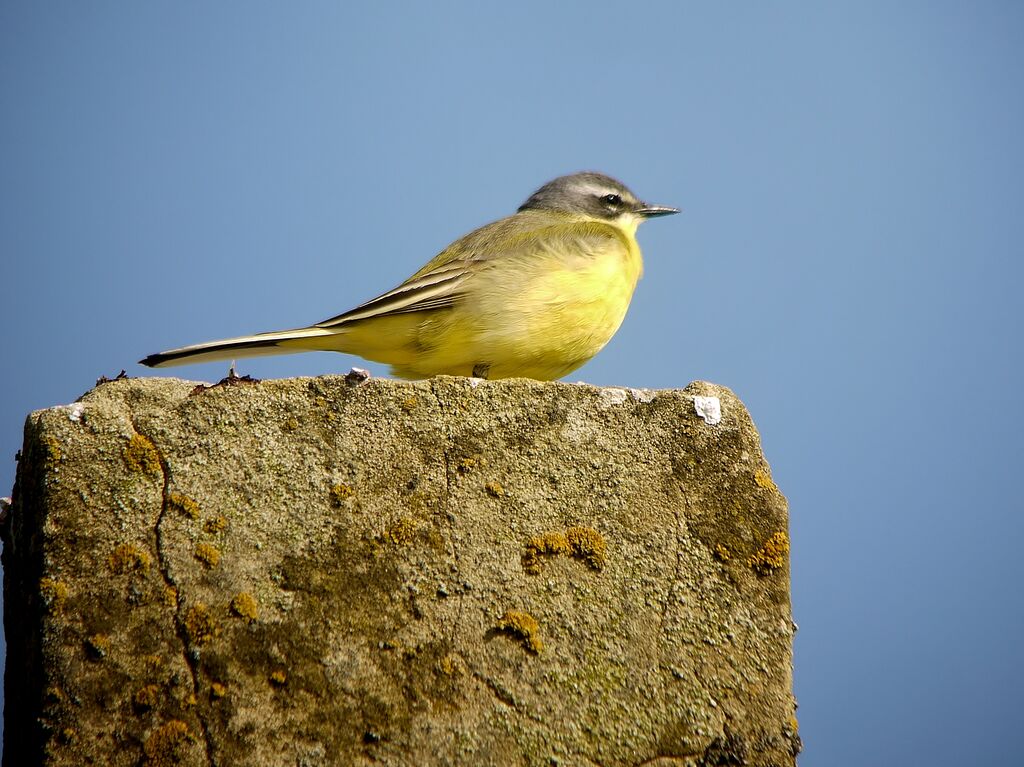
left=472, top=222, right=643, bottom=379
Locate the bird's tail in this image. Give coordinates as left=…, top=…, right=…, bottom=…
left=139, top=326, right=339, bottom=368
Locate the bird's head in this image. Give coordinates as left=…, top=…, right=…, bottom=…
left=518, top=172, right=678, bottom=233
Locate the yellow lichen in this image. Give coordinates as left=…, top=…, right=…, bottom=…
left=39, top=577, right=69, bottom=611
left=143, top=720, right=194, bottom=766
left=85, top=633, right=111, bottom=659
left=754, top=468, right=779, bottom=494
left=230, top=592, right=258, bottom=622
left=124, top=434, right=161, bottom=477
left=283, top=416, right=300, bottom=431
left=523, top=527, right=607, bottom=573
left=42, top=435, right=63, bottom=462
left=329, top=482, right=355, bottom=506
left=748, top=531, right=790, bottom=575
left=269, top=669, right=287, bottom=686
left=522, top=532, right=570, bottom=574
left=457, top=456, right=484, bottom=474
left=142, top=654, right=164, bottom=673
left=495, top=610, right=543, bottom=654
left=163, top=586, right=178, bottom=608
left=314, top=395, right=336, bottom=418
left=109, top=543, right=151, bottom=574
left=204, top=515, right=228, bottom=534
left=134, top=684, right=160, bottom=710
left=194, top=543, right=221, bottom=569
left=566, top=526, right=607, bottom=571
left=167, top=492, right=200, bottom=520
left=382, top=517, right=416, bottom=545
left=184, top=604, right=219, bottom=645
left=210, top=682, right=227, bottom=699
left=44, top=685, right=67, bottom=704
left=714, top=544, right=732, bottom=562
left=437, top=654, right=460, bottom=676
left=401, top=396, right=419, bottom=412
left=484, top=481, right=505, bottom=498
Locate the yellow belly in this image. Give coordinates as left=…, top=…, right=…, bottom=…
left=414, top=235, right=642, bottom=379
left=286, top=225, right=644, bottom=381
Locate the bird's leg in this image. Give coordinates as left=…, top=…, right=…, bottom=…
left=472, top=363, right=491, bottom=379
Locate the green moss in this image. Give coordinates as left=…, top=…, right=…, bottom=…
left=124, top=433, right=161, bottom=477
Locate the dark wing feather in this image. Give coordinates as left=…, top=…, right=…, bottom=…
left=315, top=263, right=472, bottom=328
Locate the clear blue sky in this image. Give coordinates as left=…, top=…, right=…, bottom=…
left=2, top=3, right=1022, bottom=763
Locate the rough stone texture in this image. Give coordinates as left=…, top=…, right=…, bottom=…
left=3, top=375, right=799, bottom=767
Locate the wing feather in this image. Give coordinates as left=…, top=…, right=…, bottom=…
left=315, top=214, right=628, bottom=329
left=315, top=264, right=473, bottom=327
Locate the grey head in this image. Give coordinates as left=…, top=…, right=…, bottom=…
left=518, top=172, right=678, bottom=222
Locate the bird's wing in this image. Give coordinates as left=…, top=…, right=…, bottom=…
left=315, top=214, right=624, bottom=329
left=313, top=214, right=520, bottom=328
left=314, top=260, right=477, bottom=328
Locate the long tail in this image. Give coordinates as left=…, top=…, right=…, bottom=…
left=139, top=327, right=339, bottom=368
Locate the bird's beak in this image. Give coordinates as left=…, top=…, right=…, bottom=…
left=634, top=203, right=679, bottom=218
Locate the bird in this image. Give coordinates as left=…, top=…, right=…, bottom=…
left=140, top=172, right=677, bottom=381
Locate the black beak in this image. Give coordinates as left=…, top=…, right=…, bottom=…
left=635, top=203, right=680, bottom=218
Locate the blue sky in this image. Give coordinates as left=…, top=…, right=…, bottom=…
left=2, top=2, right=1023, bottom=763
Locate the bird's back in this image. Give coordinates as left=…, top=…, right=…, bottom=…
left=371, top=210, right=645, bottom=379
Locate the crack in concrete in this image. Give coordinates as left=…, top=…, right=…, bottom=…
left=429, top=379, right=467, bottom=648
left=442, top=445, right=470, bottom=648
left=657, top=488, right=683, bottom=686
left=465, top=661, right=549, bottom=729
left=130, top=418, right=216, bottom=767
left=471, top=668, right=517, bottom=709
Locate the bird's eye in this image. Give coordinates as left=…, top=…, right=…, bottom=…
left=601, top=193, right=622, bottom=206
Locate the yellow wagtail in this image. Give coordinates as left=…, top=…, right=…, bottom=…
left=141, top=172, right=677, bottom=380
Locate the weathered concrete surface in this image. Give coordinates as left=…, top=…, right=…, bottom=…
left=3, top=375, right=798, bottom=767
